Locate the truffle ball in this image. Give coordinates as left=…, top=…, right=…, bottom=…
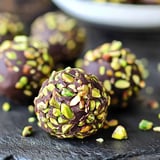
left=34, top=67, right=110, bottom=139
left=30, top=11, right=86, bottom=63
left=0, top=12, right=25, bottom=43
left=82, top=41, right=146, bottom=107
left=0, top=35, right=54, bottom=104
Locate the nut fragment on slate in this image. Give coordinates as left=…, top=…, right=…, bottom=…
left=138, top=119, right=153, bottom=130
left=22, top=126, right=33, bottom=137
left=112, top=125, right=128, bottom=140
left=81, top=40, right=146, bottom=108
left=30, top=11, right=86, bottom=63
left=0, top=35, right=54, bottom=104
left=34, top=67, right=110, bottom=139
left=0, top=12, right=25, bottom=43
left=2, top=102, right=11, bottom=112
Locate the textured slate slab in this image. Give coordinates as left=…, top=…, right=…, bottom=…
left=1, top=26, right=160, bottom=160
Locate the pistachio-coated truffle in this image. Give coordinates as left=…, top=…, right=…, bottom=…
left=82, top=41, right=146, bottom=107
left=34, top=67, right=110, bottom=139
left=30, top=11, right=86, bottom=63
left=0, top=12, right=25, bottom=43
left=0, top=35, right=54, bottom=104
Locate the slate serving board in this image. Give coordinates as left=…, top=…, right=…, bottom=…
left=1, top=25, right=160, bottom=160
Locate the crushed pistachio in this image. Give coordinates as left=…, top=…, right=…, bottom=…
left=28, top=117, right=36, bottom=123
left=138, top=119, right=153, bottom=130
left=2, top=102, right=11, bottom=112
left=22, top=126, right=33, bottom=137
left=96, top=138, right=104, bottom=143
left=28, top=105, right=34, bottom=113
left=112, top=125, right=128, bottom=140
left=107, top=119, right=119, bottom=127
left=153, top=126, right=160, bottom=132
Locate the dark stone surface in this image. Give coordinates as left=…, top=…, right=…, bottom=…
left=1, top=13, right=160, bottom=160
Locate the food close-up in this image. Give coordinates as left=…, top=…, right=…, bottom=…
left=0, top=0, right=160, bottom=160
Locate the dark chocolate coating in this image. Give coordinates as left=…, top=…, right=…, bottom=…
left=0, top=36, right=54, bottom=104
left=30, top=11, right=86, bottom=63
left=0, top=12, right=25, bottom=43
left=34, top=67, right=110, bottom=139
left=82, top=41, right=146, bottom=107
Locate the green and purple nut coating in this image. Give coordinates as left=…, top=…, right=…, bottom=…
left=82, top=40, right=146, bottom=107
left=31, top=11, right=86, bottom=63
left=0, top=12, right=24, bottom=43
left=0, top=35, right=54, bottom=104
left=34, top=67, right=110, bottom=139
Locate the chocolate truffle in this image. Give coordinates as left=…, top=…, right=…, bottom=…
left=34, top=67, right=110, bottom=139
left=0, top=35, right=54, bottom=104
left=82, top=41, right=146, bottom=107
left=30, top=11, right=86, bottom=63
left=0, top=12, right=24, bottom=43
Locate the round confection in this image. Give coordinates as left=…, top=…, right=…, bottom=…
left=0, top=35, right=54, bottom=104
left=34, top=67, right=110, bottom=139
left=82, top=40, right=146, bottom=108
left=0, top=12, right=25, bottom=43
left=30, top=11, right=86, bottom=63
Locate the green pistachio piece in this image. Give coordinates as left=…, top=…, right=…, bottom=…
left=22, top=126, right=33, bottom=137
left=90, top=100, right=96, bottom=111
left=6, top=51, right=17, bottom=60
left=58, top=116, right=68, bottom=124
left=50, top=118, right=58, bottom=125
left=61, top=88, right=74, bottom=97
left=61, top=103, right=74, bottom=119
left=47, top=122, right=55, bottom=130
left=49, top=97, right=60, bottom=108
left=139, top=119, right=153, bottom=130
left=62, top=73, right=74, bottom=83
left=110, top=41, right=122, bottom=51
left=52, top=108, right=61, bottom=117
left=115, top=80, right=130, bottom=89
left=92, top=88, right=101, bottom=98
left=103, top=80, right=111, bottom=91
left=132, top=75, right=140, bottom=85
left=2, top=102, right=11, bottom=112
left=99, top=66, right=105, bottom=75
left=61, top=124, right=72, bottom=134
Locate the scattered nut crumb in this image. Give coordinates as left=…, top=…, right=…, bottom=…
left=147, top=100, right=159, bottom=109
left=22, top=126, right=33, bottom=137
left=153, top=126, right=160, bottom=132
left=28, top=117, right=36, bottom=123
left=96, top=138, right=104, bottom=143
left=138, top=119, right=153, bottom=131
left=28, top=105, right=34, bottom=113
left=2, top=102, right=11, bottom=112
left=111, top=125, right=128, bottom=140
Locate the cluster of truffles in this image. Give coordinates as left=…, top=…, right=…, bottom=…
left=82, top=41, right=145, bottom=107
left=34, top=67, right=110, bottom=139
left=0, top=35, right=53, bottom=103
left=31, top=11, right=86, bottom=63
left=0, top=10, right=146, bottom=139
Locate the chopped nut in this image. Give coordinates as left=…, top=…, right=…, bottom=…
left=28, top=117, right=36, bottom=123
left=108, top=119, right=119, bottom=127
left=22, top=126, right=33, bottom=137
left=96, top=138, right=104, bottom=143
left=153, top=126, right=160, bottom=132
left=138, top=119, right=153, bottom=130
left=112, top=125, right=128, bottom=140
left=2, top=102, right=11, bottom=112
